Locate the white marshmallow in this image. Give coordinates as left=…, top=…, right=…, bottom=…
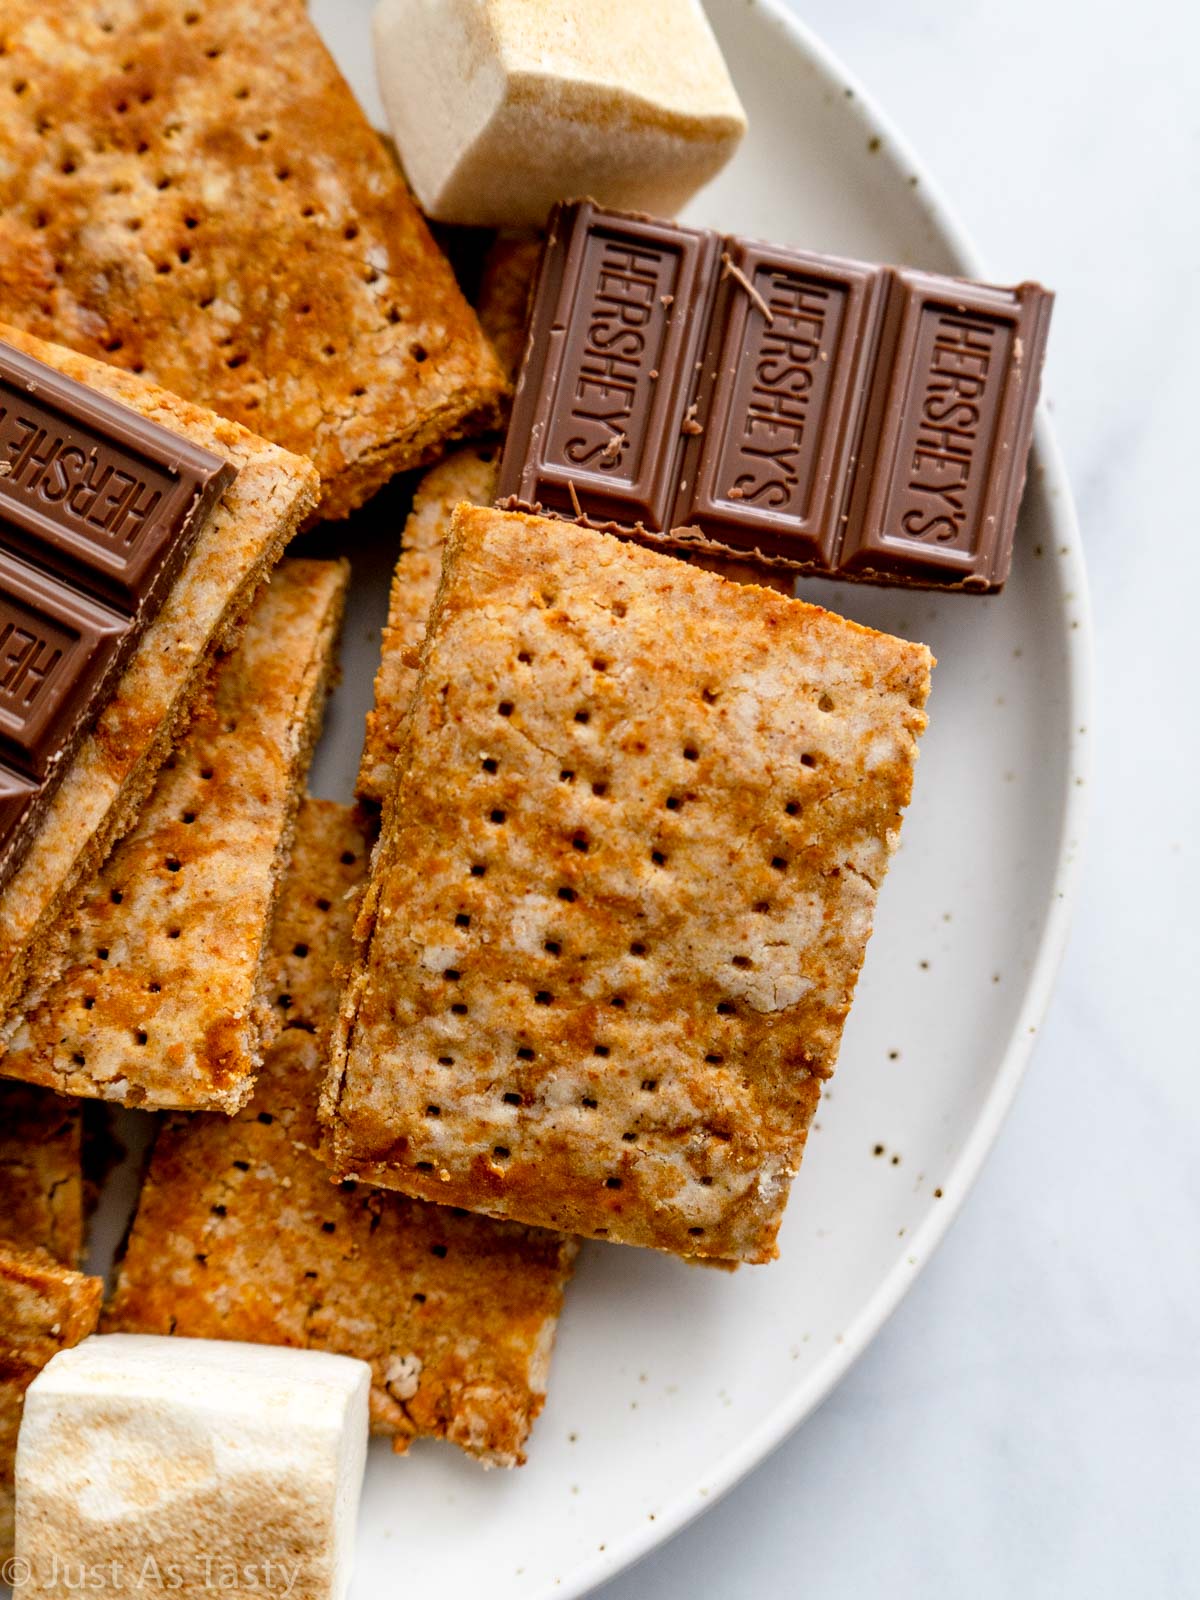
left=373, top=0, right=747, bottom=226
left=13, top=1335, right=371, bottom=1600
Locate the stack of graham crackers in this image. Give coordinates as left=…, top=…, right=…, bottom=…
left=0, top=0, right=933, bottom=1547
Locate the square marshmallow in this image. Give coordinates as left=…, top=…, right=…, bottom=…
left=14, top=1335, right=370, bottom=1600
left=373, top=0, right=747, bottom=225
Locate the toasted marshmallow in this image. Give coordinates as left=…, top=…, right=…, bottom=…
left=14, top=1335, right=370, bottom=1600
left=373, top=0, right=747, bottom=226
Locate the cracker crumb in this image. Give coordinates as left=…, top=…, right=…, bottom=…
left=721, top=253, right=774, bottom=323
left=385, top=1353, right=422, bottom=1402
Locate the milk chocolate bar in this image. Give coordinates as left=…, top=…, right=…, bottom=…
left=497, top=202, right=1053, bottom=590
left=0, top=341, right=235, bottom=887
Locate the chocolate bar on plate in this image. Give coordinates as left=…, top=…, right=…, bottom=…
left=497, top=201, right=1053, bottom=591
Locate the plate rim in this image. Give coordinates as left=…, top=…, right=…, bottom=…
left=0, top=9, right=1092, bottom=1600
left=546, top=2, right=1094, bottom=1594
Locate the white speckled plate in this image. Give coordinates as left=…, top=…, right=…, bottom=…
left=75, top=2, right=1091, bottom=1598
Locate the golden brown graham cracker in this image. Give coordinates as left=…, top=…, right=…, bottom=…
left=358, top=447, right=501, bottom=805
left=0, top=0, right=505, bottom=519
left=0, top=1085, right=83, bottom=1266
left=0, top=324, right=318, bottom=1028
left=0, top=559, right=347, bottom=1112
left=477, top=232, right=545, bottom=384
left=0, top=1243, right=101, bottom=1559
left=108, top=799, right=577, bottom=1468
left=356, top=231, right=793, bottom=801
left=326, top=506, right=932, bottom=1264
left=355, top=447, right=792, bottom=806
left=353, top=224, right=546, bottom=804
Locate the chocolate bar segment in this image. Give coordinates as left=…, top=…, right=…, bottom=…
left=0, top=339, right=236, bottom=887
left=499, top=202, right=719, bottom=530
left=0, top=342, right=233, bottom=614
left=839, top=272, right=1053, bottom=588
left=498, top=204, right=1053, bottom=591
left=674, top=243, right=885, bottom=566
left=0, top=552, right=129, bottom=779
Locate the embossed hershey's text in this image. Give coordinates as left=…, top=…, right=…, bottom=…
left=891, top=310, right=1009, bottom=548
left=0, top=398, right=167, bottom=549
left=549, top=233, right=678, bottom=477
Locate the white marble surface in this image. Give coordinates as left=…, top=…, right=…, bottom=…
left=596, top=2, right=1200, bottom=1596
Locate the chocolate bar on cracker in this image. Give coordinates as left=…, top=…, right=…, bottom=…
left=1, top=560, right=347, bottom=1111
left=108, top=799, right=577, bottom=1468
left=327, top=506, right=932, bottom=1264
left=0, top=325, right=318, bottom=1029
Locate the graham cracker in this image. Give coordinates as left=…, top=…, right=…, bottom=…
left=0, top=1242, right=102, bottom=1559
left=355, top=441, right=790, bottom=807
left=0, top=1085, right=83, bottom=1266
left=0, top=559, right=347, bottom=1112
left=0, top=324, right=319, bottom=1027
left=108, top=799, right=577, bottom=1468
left=358, top=446, right=501, bottom=805
left=477, top=232, right=544, bottom=383
left=326, top=507, right=933, bottom=1264
left=0, top=0, right=505, bottom=519
left=355, top=233, right=792, bottom=800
